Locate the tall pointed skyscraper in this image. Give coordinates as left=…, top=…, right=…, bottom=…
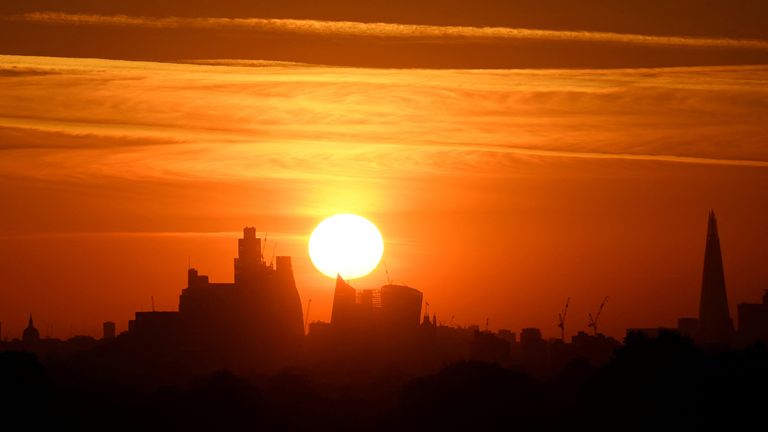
left=331, top=274, right=357, bottom=329
left=698, top=211, right=734, bottom=343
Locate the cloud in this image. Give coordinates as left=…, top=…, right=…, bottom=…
left=0, top=55, right=766, bottom=188
left=178, top=59, right=318, bottom=68
left=450, top=144, right=768, bottom=168
left=10, top=12, right=768, bottom=51
left=0, top=69, right=58, bottom=77
left=0, top=125, right=184, bottom=151
left=0, top=230, right=304, bottom=240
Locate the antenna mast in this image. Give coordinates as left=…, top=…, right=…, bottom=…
left=557, top=297, right=570, bottom=341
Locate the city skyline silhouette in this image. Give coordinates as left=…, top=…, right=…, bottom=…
left=4, top=210, right=766, bottom=349
left=2, top=211, right=767, bottom=430
left=2, top=211, right=765, bottom=343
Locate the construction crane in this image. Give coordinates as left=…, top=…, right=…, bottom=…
left=270, top=242, right=278, bottom=268
left=263, top=232, right=268, bottom=263
left=384, top=261, right=393, bottom=285
left=557, top=297, right=570, bottom=341
left=588, top=296, right=609, bottom=336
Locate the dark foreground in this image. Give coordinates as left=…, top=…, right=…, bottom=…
left=2, top=331, right=766, bottom=431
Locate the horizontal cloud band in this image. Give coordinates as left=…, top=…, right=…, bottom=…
left=9, top=12, right=768, bottom=51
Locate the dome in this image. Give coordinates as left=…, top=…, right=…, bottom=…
left=22, top=315, right=40, bottom=343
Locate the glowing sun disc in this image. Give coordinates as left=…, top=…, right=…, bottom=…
left=309, top=214, right=384, bottom=279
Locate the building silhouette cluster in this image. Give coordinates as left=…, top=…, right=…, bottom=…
left=127, top=227, right=304, bottom=373
left=738, top=290, right=768, bottom=343
left=1, top=213, right=767, bottom=378
left=331, top=275, right=424, bottom=333
left=675, top=211, right=735, bottom=344
left=671, top=211, right=768, bottom=346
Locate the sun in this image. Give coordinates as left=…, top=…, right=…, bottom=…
left=309, top=214, right=384, bottom=279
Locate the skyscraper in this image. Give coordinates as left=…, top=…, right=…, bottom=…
left=175, top=227, right=304, bottom=370
left=698, top=211, right=734, bottom=344
left=330, top=276, right=424, bottom=335
left=330, top=274, right=357, bottom=328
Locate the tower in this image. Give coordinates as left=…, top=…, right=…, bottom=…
left=22, top=314, right=40, bottom=343
left=698, top=211, right=734, bottom=343
left=234, top=227, right=263, bottom=284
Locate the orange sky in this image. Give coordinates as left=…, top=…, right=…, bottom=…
left=1, top=2, right=767, bottom=340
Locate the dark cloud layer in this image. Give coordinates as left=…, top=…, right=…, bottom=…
left=1, top=1, right=767, bottom=39
left=2, top=1, right=768, bottom=68
left=2, top=15, right=768, bottom=68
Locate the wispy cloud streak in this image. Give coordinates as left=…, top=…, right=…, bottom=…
left=0, top=230, right=304, bottom=240
left=10, top=12, right=768, bottom=51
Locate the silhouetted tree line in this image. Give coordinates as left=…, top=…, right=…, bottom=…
left=1, top=330, right=766, bottom=431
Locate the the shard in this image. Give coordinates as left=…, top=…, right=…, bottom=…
left=698, top=211, right=734, bottom=343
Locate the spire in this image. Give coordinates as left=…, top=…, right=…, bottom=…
left=23, top=313, right=40, bottom=343
left=698, top=210, right=734, bottom=343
